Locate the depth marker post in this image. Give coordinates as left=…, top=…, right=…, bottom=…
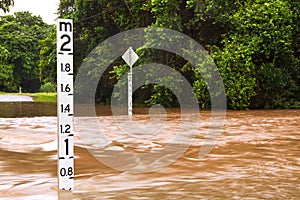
left=57, top=19, right=74, bottom=190
left=122, top=47, right=139, bottom=116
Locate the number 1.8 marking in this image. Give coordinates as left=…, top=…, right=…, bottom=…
left=61, top=63, right=71, bottom=72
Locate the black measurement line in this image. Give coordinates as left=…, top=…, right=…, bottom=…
left=59, top=157, right=65, bottom=159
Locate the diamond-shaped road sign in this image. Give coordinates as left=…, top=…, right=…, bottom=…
left=122, top=47, right=139, bottom=67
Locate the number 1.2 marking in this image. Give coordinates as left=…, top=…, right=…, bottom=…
left=60, top=124, right=71, bottom=134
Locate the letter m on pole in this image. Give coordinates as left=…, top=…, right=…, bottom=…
left=59, top=21, right=72, bottom=32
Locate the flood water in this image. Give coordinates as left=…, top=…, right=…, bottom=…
left=0, top=102, right=299, bottom=199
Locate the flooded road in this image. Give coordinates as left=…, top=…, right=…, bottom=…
left=0, top=104, right=299, bottom=199
left=0, top=95, right=33, bottom=103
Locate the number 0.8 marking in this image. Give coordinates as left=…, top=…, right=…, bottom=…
left=60, top=167, right=73, bottom=177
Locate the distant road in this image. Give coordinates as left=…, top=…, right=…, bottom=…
left=0, top=95, right=34, bottom=102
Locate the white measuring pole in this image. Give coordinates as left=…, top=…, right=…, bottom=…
left=57, top=19, right=74, bottom=190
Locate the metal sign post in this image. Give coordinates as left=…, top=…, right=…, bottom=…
left=122, top=47, right=139, bottom=116
left=57, top=19, right=74, bottom=190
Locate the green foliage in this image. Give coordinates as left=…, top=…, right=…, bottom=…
left=0, top=46, right=16, bottom=91
left=27, top=92, right=57, bottom=102
left=58, top=0, right=299, bottom=109
left=0, top=0, right=14, bottom=13
left=210, top=0, right=299, bottom=109
left=40, top=82, right=56, bottom=93
left=145, top=82, right=180, bottom=108
left=39, top=26, right=57, bottom=83
left=0, top=12, right=51, bottom=92
left=211, top=39, right=257, bottom=109
left=193, top=78, right=210, bottom=109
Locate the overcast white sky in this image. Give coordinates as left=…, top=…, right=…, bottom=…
left=0, top=0, right=60, bottom=24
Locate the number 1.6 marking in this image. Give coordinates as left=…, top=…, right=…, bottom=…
left=61, top=84, right=71, bottom=93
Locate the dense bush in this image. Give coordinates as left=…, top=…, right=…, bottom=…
left=40, top=82, right=56, bottom=93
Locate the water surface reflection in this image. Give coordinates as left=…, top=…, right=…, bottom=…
left=0, top=102, right=56, bottom=118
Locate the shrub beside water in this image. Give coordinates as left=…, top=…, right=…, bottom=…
left=40, top=82, right=56, bottom=93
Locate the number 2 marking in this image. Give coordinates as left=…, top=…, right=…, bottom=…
left=60, top=34, right=71, bottom=52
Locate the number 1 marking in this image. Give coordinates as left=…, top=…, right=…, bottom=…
left=64, top=138, right=69, bottom=155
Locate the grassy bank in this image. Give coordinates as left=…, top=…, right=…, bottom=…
left=27, top=92, right=57, bottom=102
left=0, top=92, right=57, bottom=103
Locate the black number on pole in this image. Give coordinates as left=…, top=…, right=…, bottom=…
left=60, top=34, right=71, bottom=52
left=60, top=168, right=66, bottom=176
left=61, top=104, right=70, bottom=113
left=61, top=84, right=71, bottom=92
left=68, top=167, right=73, bottom=176
left=64, top=138, right=69, bottom=155
left=60, top=124, right=70, bottom=134
left=60, top=167, right=73, bottom=177
left=61, top=63, right=71, bottom=72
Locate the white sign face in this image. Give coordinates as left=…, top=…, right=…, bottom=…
left=57, top=19, right=74, bottom=191
left=122, top=47, right=139, bottom=67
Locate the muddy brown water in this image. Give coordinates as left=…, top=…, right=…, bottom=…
left=0, top=103, right=299, bottom=199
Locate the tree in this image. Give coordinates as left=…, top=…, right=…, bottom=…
left=39, top=25, right=56, bottom=84
left=58, top=0, right=300, bottom=109
left=0, top=0, right=14, bottom=13
left=210, top=0, right=299, bottom=109
left=0, top=11, right=51, bottom=92
left=0, top=46, right=15, bottom=91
